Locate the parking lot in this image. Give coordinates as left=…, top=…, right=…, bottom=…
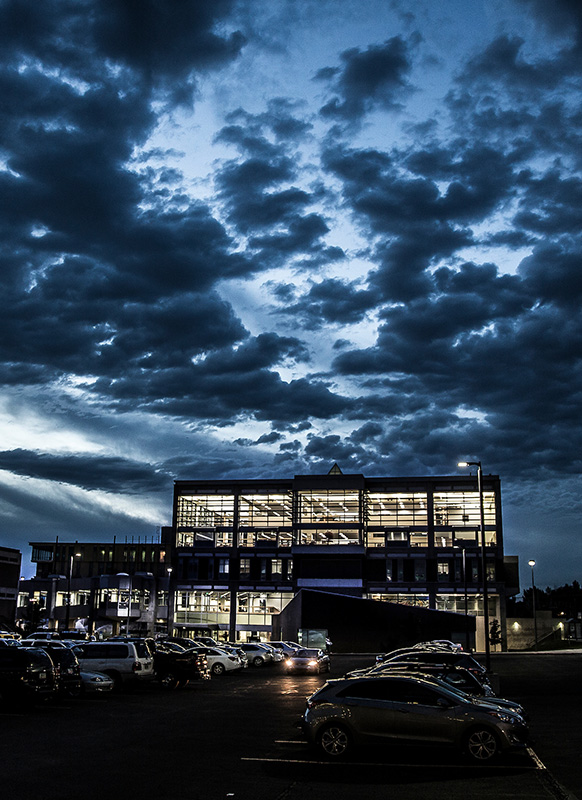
left=0, top=651, right=580, bottom=800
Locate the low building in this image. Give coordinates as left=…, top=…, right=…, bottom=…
left=17, top=537, right=172, bottom=636
left=274, top=588, right=476, bottom=653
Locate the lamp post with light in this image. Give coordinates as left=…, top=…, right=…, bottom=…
left=529, top=559, right=538, bottom=650
left=65, top=551, right=82, bottom=632
left=453, top=538, right=470, bottom=650
left=166, top=567, right=173, bottom=636
left=458, top=461, right=490, bottom=671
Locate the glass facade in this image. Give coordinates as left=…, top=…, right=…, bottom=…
left=433, top=491, right=495, bottom=526
left=177, top=494, right=235, bottom=528
left=366, top=492, right=428, bottom=526
left=238, top=493, right=293, bottom=527
left=172, top=474, right=503, bottom=644
left=173, top=589, right=293, bottom=630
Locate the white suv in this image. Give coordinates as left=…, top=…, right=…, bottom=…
left=72, top=641, right=154, bottom=689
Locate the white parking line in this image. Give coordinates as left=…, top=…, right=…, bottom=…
left=526, top=747, right=580, bottom=800
left=242, top=756, right=539, bottom=769
left=527, top=747, right=546, bottom=770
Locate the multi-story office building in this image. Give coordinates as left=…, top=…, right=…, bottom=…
left=171, top=467, right=518, bottom=651
left=17, top=537, right=172, bottom=636
left=0, top=546, right=21, bottom=631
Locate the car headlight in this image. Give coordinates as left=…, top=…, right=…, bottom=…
left=285, top=659, right=293, bottom=667
left=308, top=660, right=317, bottom=666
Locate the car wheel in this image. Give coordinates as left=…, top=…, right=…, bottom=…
left=211, top=662, right=225, bottom=676
left=252, top=656, right=264, bottom=667
left=464, top=727, right=500, bottom=762
left=159, top=672, right=179, bottom=690
left=318, top=723, right=351, bottom=758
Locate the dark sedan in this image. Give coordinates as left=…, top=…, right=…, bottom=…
left=149, top=640, right=210, bottom=688
left=284, top=648, right=330, bottom=674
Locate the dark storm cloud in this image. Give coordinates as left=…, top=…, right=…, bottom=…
left=0, top=0, right=284, bottom=421
left=0, top=449, right=170, bottom=494
left=514, top=0, right=582, bottom=44
left=519, top=242, right=582, bottom=306
left=316, top=36, right=416, bottom=122
left=214, top=109, right=344, bottom=270
left=11, top=0, right=246, bottom=109
left=233, top=431, right=284, bottom=447
left=95, top=353, right=355, bottom=426
left=275, top=278, right=376, bottom=328
left=1, top=0, right=582, bottom=591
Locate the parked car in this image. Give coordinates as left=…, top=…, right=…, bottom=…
left=412, top=639, right=464, bottom=652
left=375, top=646, right=426, bottom=663
left=0, top=637, right=22, bottom=647
left=235, top=643, right=274, bottom=667
left=22, top=640, right=82, bottom=698
left=56, top=630, right=89, bottom=641
left=0, top=646, right=57, bottom=704
left=194, top=646, right=243, bottom=676
left=79, top=670, right=115, bottom=694
left=364, top=664, right=527, bottom=719
left=192, top=637, right=222, bottom=648
left=284, top=648, right=330, bottom=674
left=219, top=644, right=248, bottom=667
left=148, top=640, right=210, bottom=688
left=191, top=638, right=248, bottom=666
left=159, top=636, right=205, bottom=651
left=269, top=641, right=300, bottom=655
left=348, top=660, right=489, bottom=688
left=72, top=640, right=154, bottom=689
left=21, top=631, right=61, bottom=641
left=378, top=649, right=488, bottom=680
left=258, top=643, right=283, bottom=662
left=0, top=631, right=21, bottom=641
left=302, top=674, right=529, bottom=762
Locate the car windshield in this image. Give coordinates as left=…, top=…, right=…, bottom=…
left=295, top=649, right=319, bottom=658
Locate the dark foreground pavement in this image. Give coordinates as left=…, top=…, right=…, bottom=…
left=1, top=651, right=580, bottom=800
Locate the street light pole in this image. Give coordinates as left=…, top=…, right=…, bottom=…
left=528, top=559, right=537, bottom=650
left=65, top=552, right=82, bottom=632
left=166, top=567, right=173, bottom=636
left=453, top=538, right=470, bottom=650
left=126, top=573, right=133, bottom=636
left=458, top=461, right=491, bottom=671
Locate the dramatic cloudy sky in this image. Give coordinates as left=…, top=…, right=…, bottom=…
left=1, top=0, right=580, bottom=589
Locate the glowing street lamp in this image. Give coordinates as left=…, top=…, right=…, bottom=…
left=528, top=559, right=538, bottom=650
left=458, top=461, right=490, bottom=671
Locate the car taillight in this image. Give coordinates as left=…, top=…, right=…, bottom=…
left=132, top=661, right=142, bottom=672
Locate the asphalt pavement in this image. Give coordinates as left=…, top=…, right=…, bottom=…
left=0, top=650, right=580, bottom=800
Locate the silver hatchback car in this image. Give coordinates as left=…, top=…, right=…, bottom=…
left=302, top=674, right=529, bottom=762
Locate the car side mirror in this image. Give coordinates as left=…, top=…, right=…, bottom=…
left=437, top=698, right=451, bottom=709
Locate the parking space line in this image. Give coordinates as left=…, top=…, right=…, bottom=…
left=242, top=756, right=540, bottom=770
left=527, top=747, right=546, bottom=770
left=526, top=748, right=580, bottom=800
